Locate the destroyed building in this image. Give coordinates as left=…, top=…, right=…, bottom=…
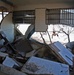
left=0, top=0, right=74, bottom=75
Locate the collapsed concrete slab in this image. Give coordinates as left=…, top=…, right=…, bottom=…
left=49, top=41, right=74, bottom=66
left=21, top=56, right=69, bottom=75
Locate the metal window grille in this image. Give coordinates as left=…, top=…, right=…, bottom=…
left=13, top=10, right=35, bottom=24
left=46, top=9, right=74, bottom=26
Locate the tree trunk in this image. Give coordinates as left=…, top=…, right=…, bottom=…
left=67, top=34, right=70, bottom=43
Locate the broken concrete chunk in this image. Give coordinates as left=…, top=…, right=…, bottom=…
left=0, top=52, right=8, bottom=58
left=50, top=41, right=74, bottom=66
left=2, top=56, right=19, bottom=68
left=0, top=64, right=27, bottom=75
left=21, top=56, right=69, bottom=75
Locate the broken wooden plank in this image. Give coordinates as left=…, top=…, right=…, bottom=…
left=21, top=56, right=69, bottom=75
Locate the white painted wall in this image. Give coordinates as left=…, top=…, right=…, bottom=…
left=1, top=13, right=14, bottom=43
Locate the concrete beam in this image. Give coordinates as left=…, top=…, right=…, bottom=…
left=0, top=1, right=13, bottom=12
left=1, top=0, right=13, bottom=6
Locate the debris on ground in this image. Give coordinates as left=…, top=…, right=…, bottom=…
left=0, top=31, right=74, bottom=75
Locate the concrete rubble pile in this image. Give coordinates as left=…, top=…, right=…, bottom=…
left=0, top=31, right=74, bottom=75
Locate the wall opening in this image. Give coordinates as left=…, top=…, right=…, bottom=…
left=15, top=24, right=31, bottom=35
left=31, top=24, right=74, bottom=44
left=0, top=11, right=9, bottom=23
